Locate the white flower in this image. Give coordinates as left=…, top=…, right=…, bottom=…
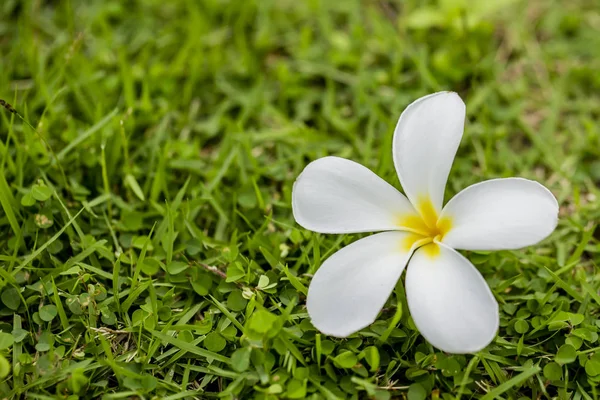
left=292, top=92, right=559, bottom=354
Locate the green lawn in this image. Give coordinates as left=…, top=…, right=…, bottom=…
left=1, top=0, right=599, bottom=398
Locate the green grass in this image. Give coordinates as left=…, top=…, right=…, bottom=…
left=0, top=0, right=599, bottom=398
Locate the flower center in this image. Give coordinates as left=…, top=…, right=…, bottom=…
left=397, top=197, right=452, bottom=257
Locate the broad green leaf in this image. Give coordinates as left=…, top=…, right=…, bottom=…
left=407, top=383, right=427, bottom=400
left=248, top=309, right=277, bottom=334
left=514, top=319, right=529, bottom=334
left=0, top=354, right=10, bottom=379
left=287, top=378, right=307, bottom=399
left=231, top=347, right=251, bottom=372
left=204, top=332, right=226, bottom=352
left=543, top=362, right=562, bottom=380
left=21, top=192, right=35, bottom=206
left=0, top=332, right=14, bottom=350
left=586, top=360, right=600, bottom=377
left=555, top=344, right=577, bottom=364
left=1, top=288, right=20, bottom=310
left=227, top=290, right=247, bottom=312
left=31, top=184, right=53, bottom=201
left=39, top=304, right=58, bottom=322
left=333, top=351, right=357, bottom=369
left=167, top=261, right=189, bottom=275
left=362, top=346, right=380, bottom=372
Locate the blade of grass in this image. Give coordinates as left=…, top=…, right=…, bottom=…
left=150, top=330, right=229, bottom=364
left=480, top=365, right=541, bottom=400
left=15, top=208, right=84, bottom=273
left=0, top=170, right=22, bottom=248
left=56, top=108, right=118, bottom=161
left=544, top=266, right=584, bottom=303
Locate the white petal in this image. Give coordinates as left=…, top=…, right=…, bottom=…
left=393, top=92, right=466, bottom=215
left=405, top=243, right=499, bottom=353
left=440, top=178, right=559, bottom=250
left=292, top=156, right=416, bottom=234
left=307, top=231, right=416, bottom=337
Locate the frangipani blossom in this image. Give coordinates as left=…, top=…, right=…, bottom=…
left=292, top=92, right=559, bottom=354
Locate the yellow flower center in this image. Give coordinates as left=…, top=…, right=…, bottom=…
left=397, top=197, right=452, bottom=258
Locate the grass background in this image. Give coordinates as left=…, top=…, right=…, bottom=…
left=1, top=0, right=599, bottom=398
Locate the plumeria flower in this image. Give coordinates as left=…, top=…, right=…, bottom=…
left=292, top=92, right=559, bottom=353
